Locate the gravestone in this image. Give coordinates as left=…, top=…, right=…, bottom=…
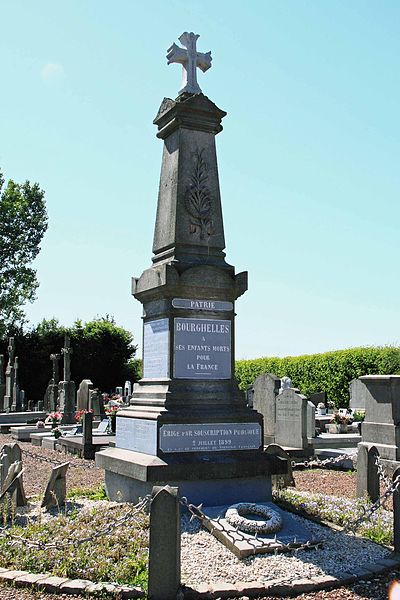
left=0, top=459, right=27, bottom=507
left=307, top=401, right=316, bottom=438
left=124, top=381, right=132, bottom=398
left=0, top=443, right=22, bottom=490
left=11, top=356, right=21, bottom=412
left=44, top=353, right=61, bottom=413
left=59, top=335, right=76, bottom=424
left=91, top=389, right=106, bottom=420
left=77, top=379, right=93, bottom=411
left=0, top=355, right=5, bottom=411
left=252, top=373, right=281, bottom=445
left=309, top=391, right=327, bottom=408
left=275, top=388, right=309, bottom=450
left=96, top=32, right=287, bottom=505
left=357, top=375, right=400, bottom=461
left=3, top=337, right=15, bottom=412
left=41, top=462, right=69, bottom=509
left=349, top=378, right=368, bottom=411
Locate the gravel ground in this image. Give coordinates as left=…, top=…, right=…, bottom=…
left=0, top=435, right=397, bottom=599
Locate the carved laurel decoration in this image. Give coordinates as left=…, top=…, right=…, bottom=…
left=185, top=149, right=213, bottom=240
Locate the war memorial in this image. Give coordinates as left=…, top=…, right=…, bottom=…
left=96, top=32, right=287, bottom=505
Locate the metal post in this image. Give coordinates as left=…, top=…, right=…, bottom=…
left=148, top=485, right=180, bottom=600
left=82, top=412, right=94, bottom=460
left=393, top=467, right=400, bottom=553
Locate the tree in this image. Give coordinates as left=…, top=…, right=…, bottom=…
left=0, top=170, right=48, bottom=338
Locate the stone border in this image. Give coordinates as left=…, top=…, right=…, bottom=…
left=0, top=555, right=399, bottom=599
left=181, top=554, right=400, bottom=599
left=0, top=568, right=144, bottom=598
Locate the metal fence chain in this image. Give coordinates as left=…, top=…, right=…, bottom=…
left=375, top=455, right=392, bottom=488
left=292, top=451, right=357, bottom=470
left=21, top=447, right=98, bottom=469
left=0, top=495, right=151, bottom=549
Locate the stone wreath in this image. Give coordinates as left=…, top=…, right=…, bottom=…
left=225, top=503, right=283, bottom=534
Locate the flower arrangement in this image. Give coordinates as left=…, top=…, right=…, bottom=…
left=330, top=412, right=351, bottom=425
left=105, top=405, right=120, bottom=416
left=52, top=426, right=62, bottom=439
left=47, top=412, right=63, bottom=429
left=75, top=408, right=93, bottom=423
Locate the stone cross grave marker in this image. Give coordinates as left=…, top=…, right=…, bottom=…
left=41, top=462, right=69, bottom=509
left=0, top=355, right=5, bottom=411
left=61, top=335, right=72, bottom=382
left=167, top=31, right=212, bottom=95
left=60, top=335, right=76, bottom=424
left=4, top=337, right=15, bottom=412
left=11, top=356, right=20, bottom=412
left=50, top=353, right=61, bottom=384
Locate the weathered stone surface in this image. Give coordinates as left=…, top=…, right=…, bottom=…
left=209, top=581, right=239, bottom=598
left=310, top=574, right=339, bottom=589
left=275, top=388, right=309, bottom=450
left=59, top=578, right=92, bottom=594
left=37, top=575, right=70, bottom=591
left=252, top=373, right=280, bottom=444
left=0, top=570, right=28, bottom=581
left=77, top=379, right=93, bottom=411
left=291, top=578, right=316, bottom=593
left=14, top=572, right=50, bottom=586
left=41, top=462, right=69, bottom=509
left=349, top=378, right=368, bottom=410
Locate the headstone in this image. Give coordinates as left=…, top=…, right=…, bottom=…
left=0, top=459, right=27, bottom=507
left=252, top=373, right=281, bottom=445
left=11, top=356, right=21, bottom=412
left=3, top=337, right=15, bottom=412
left=44, top=353, right=61, bottom=413
left=19, top=390, right=27, bottom=411
left=124, top=380, right=132, bottom=398
left=309, top=391, right=327, bottom=408
left=307, top=401, right=316, bottom=439
left=0, top=355, right=5, bottom=411
left=41, top=462, right=69, bottom=509
left=96, top=33, right=287, bottom=505
left=60, top=335, right=76, bottom=424
left=265, top=444, right=295, bottom=490
left=77, top=379, right=93, bottom=411
left=115, top=386, right=123, bottom=396
left=91, top=389, right=106, bottom=420
left=0, top=443, right=22, bottom=490
left=357, top=375, right=400, bottom=461
left=96, top=419, right=109, bottom=434
left=349, top=378, right=368, bottom=411
left=275, top=388, right=309, bottom=450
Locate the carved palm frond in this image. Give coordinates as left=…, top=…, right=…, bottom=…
left=185, top=149, right=213, bottom=239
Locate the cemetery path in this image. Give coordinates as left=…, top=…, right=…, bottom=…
left=0, top=434, right=104, bottom=497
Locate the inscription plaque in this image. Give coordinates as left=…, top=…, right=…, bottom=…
left=160, top=422, right=262, bottom=453
left=116, top=417, right=157, bottom=455
left=172, top=298, right=233, bottom=311
left=174, top=317, right=231, bottom=379
left=276, top=398, right=302, bottom=420
left=143, top=318, right=169, bottom=378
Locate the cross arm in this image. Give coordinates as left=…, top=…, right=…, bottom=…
left=167, top=43, right=187, bottom=66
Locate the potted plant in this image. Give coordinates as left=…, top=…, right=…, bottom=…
left=327, top=412, right=350, bottom=434
left=316, top=402, right=326, bottom=415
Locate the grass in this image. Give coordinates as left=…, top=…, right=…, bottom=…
left=277, top=488, right=393, bottom=546
left=67, top=484, right=108, bottom=501
left=0, top=495, right=149, bottom=590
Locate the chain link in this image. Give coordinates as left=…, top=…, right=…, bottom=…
left=292, top=451, right=357, bottom=470
left=21, top=447, right=98, bottom=469
left=0, top=495, right=150, bottom=549
left=375, top=455, right=392, bottom=488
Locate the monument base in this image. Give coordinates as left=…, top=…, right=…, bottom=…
left=96, top=447, right=286, bottom=505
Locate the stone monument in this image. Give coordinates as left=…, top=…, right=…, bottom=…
left=44, top=353, right=61, bottom=413
left=59, top=335, right=76, bottom=424
left=275, top=388, right=311, bottom=450
left=11, top=356, right=21, bottom=412
left=96, top=32, right=286, bottom=504
left=349, top=378, right=367, bottom=411
left=0, top=355, right=5, bottom=411
left=3, top=338, right=15, bottom=412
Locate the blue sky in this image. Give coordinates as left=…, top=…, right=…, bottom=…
left=1, top=1, right=399, bottom=359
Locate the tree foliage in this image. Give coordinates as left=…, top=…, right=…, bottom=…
left=0, top=316, right=138, bottom=401
left=0, top=170, right=48, bottom=338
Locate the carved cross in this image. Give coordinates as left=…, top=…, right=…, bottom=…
left=167, top=32, right=212, bottom=95
left=7, top=337, right=15, bottom=367
left=61, top=335, right=72, bottom=382
left=50, top=353, right=61, bottom=384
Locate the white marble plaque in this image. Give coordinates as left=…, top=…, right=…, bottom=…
left=159, top=422, right=261, bottom=453
left=143, top=318, right=169, bottom=378
left=172, top=298, right=233, bottom=311
left=174, top=318, right=231, bottom=379
left=116, top=417, right=157, bottom=455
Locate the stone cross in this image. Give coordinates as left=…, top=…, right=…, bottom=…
left=167, top=32, right=212, bottom=95
left=50, top=353, right=61, bottom=384
left=61, top=335, right=72, bottom=382
left=7, top=337, right=15, bottom=367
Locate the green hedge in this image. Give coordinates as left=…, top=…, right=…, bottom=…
left=235, top=346, right=400, bottom=407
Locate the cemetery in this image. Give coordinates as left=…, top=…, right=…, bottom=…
left=1, top=23, right=400, bottom=600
